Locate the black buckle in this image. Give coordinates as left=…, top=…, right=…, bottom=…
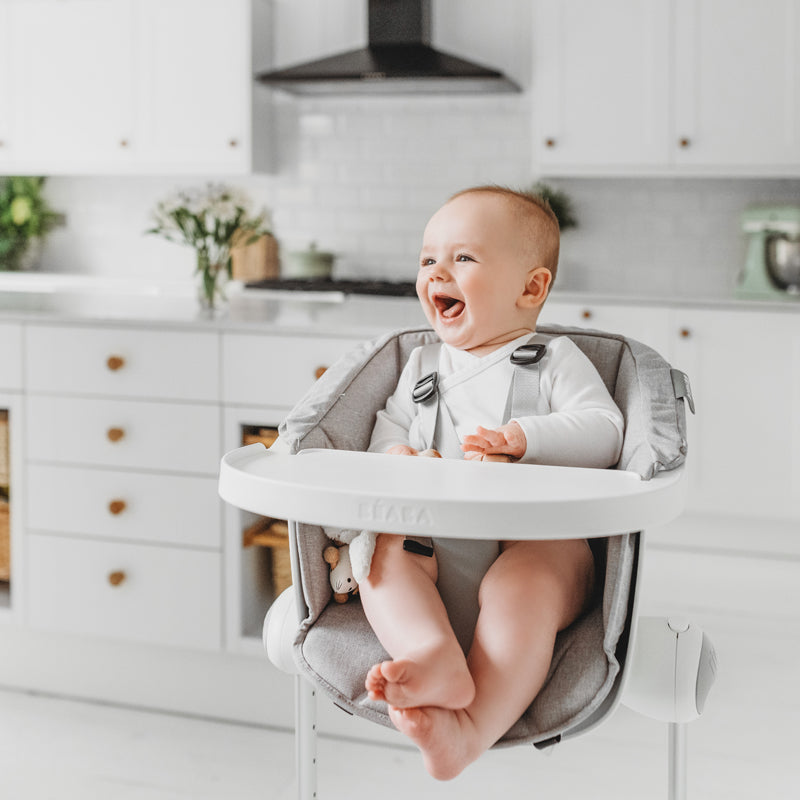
left=412, top=371, right=438, bottom=403
left=510, top=343, right=546, bottom=365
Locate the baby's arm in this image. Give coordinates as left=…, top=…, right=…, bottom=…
left=367, top=348, right=424, bottom=455
left=463, top=338, right=624, bottom=468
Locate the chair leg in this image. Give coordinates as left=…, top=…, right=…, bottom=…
left=668, top=722, right=687, bottom=800
left=294, top=675, right=318, bottom=800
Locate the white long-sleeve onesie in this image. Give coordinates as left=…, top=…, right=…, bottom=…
left=369, top=333, right=624, bottom=468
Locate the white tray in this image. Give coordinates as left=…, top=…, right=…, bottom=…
left=219, top=444, right=686, bottom=540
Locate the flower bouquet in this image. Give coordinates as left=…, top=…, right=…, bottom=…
left=0, top=177, right=60, bottom=271
left=148, top=184, right=271, bottom=310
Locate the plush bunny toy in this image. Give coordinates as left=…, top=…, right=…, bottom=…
left=323, top=450, right=441, bottom=594
left=323, top=543, right=359, bottom=604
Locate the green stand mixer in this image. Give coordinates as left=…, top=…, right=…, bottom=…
left=737, top=206, right=800, bottom=299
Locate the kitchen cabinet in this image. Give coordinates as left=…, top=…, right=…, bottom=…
left=221, top=331, right=367, bottom=652
left=0, top=322, right=23, bottom=392
left=0, top=296, right=797, bottom=733
left=0, top=0, right=271, bottom=175
left=670, top=307, right=800, bottom=520
left=541, top=300, right=673, bottom=360
left=672, top=0, right=800, bottom=170
left=0, top=3, right=12, bottom=163
left=1, top=0, right=135, bottom=173
left=23, top=323, right=224, bottom=650
left=534, top=0, right=800, bottom=175
left=545, top=301, right=800, bottom=522
left=533, top=0, right=671, bottom=171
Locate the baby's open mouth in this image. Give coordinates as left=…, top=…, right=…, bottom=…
left=433, top=294, right=465, bottom=319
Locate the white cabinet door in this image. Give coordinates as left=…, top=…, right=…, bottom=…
left=0, top=3, right=12, bottom=170
left=0, top=323, right=22, bottom=392
left=26, top=395, right=222, bottom=475
left=2, top=0, right=266, bottom=175
left=134, top=0, right=251, bottom=173
left=541, top=301, right=673, bottom=359
left=533, top=0, right=671, bottom=171
left=27, top=533, right=222, bottom=650
left=7, top=0, right=135, bottom=173
left=673, top=0, right=800, bottom=169
left=671, top=308, right=800, bottom=519
left=222, top=333, right=367, bottom=408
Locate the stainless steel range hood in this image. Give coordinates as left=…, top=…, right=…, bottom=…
left=256, top=0, right=520, bottom=96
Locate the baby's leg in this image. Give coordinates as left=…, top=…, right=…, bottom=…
left=390, top=538, right=595, bottom=780
left=360, top=533, right=475, bottom=710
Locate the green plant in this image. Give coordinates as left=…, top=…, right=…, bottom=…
left=530, top=182, right=578, bottom=231
left=147, top=183, right=271, bottom=309
left=0, top=177, right=60, bottom=270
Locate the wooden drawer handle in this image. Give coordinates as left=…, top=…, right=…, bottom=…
left=545, top=137, right=557, bottom=148
left=106, top=355, right=126, bottom=371
left=315, top=366, right=328, bottom=380
left=679, top=328, right=692, bottom=339
left=107, top=427, right=125, bottom=443
left=108, top=499, right=127, bottom=515
left=108, top=570, right=126, bottom=587
left=678, top=137, right=691, bottom=148
left=581, top=309, right=593, bottom=320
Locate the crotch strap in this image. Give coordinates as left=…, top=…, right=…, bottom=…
left=412, top=340, right=547, bottom=456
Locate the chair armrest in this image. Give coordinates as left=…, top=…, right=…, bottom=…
left=220, top=444, right=686, bottom=540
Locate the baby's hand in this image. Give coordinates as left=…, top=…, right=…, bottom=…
left=386, top=445, right=419, bottom=456
left=461, top=422, right=527, bottom=462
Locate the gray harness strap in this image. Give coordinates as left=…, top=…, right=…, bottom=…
left=409, top=337, right=547, bottom=652
left=413, top=338, right=547, bottom=457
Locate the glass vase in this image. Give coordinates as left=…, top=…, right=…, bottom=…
left=195, top=251, right=230, bottom=313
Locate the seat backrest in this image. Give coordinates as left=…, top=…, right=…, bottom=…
left=277, top=325, right=689, bottom=746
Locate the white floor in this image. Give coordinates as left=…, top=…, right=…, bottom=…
left=2, top=611, right=798, bottom=800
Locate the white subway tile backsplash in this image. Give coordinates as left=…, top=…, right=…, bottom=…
left=35, top=95, right=800, bottom=299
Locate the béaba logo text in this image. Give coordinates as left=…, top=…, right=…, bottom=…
left=358, top=499, right=433, bottom=527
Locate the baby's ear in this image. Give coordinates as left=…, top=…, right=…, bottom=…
left=520, top=267, right=551, bottom=307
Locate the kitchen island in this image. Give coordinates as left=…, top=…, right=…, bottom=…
left=0, top=277, right=797, bottom=742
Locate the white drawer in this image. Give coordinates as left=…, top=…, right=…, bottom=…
left=26, top=395, right=221, bottom=474
left=26, top=533, right=222, bottom=650
left=0, top=322, right=23, bottom=391
left=26, top=464, right=221, bottom=549
left=222, top=333, right=365, bottom=407
left=25, top=324, right=220, bottom=401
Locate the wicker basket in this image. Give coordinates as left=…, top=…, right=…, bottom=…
left=0, top=500, right=10, bottom=582
left=231, top=233, right=279, bottom=283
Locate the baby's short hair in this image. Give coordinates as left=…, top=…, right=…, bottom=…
left=448, top=185, right=560, bottom=286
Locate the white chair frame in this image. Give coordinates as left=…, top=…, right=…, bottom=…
left=220, top=445, right=715, bottom=800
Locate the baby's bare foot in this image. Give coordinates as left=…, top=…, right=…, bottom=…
left=365, top=656, right=474, bottom=710
left=388, top=705, right=483, bottom=781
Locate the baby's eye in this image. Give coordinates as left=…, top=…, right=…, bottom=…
left=456, top=253, right=475, bottom=262
left=420, top=257, right=435, bottom=268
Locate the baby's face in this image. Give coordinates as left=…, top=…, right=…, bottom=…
left=416, top=193, right=543, bottom=355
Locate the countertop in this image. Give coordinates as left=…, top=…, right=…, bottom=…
left=0, top=274, right=797, bottom=335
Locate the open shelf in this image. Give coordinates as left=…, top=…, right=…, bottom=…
left=238, top=425, right=290, bottom=641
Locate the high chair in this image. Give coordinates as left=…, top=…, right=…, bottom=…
left=218, top=325, right=716, bottom=800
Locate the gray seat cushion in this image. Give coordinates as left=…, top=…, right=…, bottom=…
left=277, top=326, right=687, bottom=745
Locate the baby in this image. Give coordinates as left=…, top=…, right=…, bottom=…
left=358, top=186, right=624, bottom=780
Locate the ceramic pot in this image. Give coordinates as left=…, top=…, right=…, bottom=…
left=282, top=243, right=335, bottom=279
